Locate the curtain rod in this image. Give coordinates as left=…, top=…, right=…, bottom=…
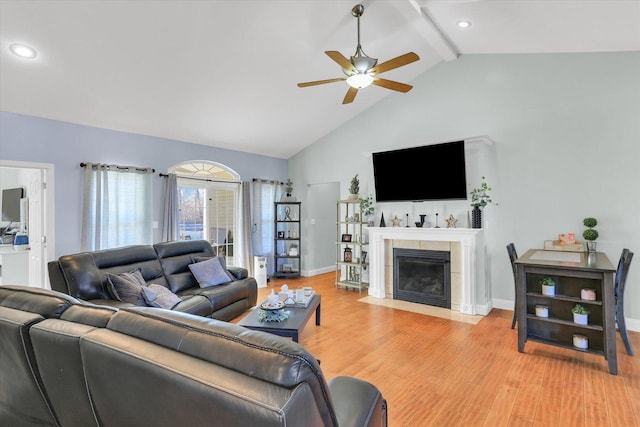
left=252, top=178, right=284, bottom=185
left=80, top=162, right=155, bottom=173
left=159, top=173, right=240, bottom=184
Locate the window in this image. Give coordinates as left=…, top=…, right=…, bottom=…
left=170, top=161, right=240, bottom=264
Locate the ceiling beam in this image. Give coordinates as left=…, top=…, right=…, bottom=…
left=408, top=0, right=458, bottom=61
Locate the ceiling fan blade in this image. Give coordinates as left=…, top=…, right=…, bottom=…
left=369, top=52, right=419, bottom=75
left=297, top=77, right=346, bottom=88
left=342, top=86, right=358, bottom=104
left=325, top=51, right=356, bottom=74
left=372, top=78, right=413, bottom=93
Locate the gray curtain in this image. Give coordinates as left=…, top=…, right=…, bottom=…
left=238, top=181, right=254, bottom=275
left=161, top=173, right=178, bottom=242
left=81, top=162, right=153, bottom=251
left=252, top=180, right=282, bottom=277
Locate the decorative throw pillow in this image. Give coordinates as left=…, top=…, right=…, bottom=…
left=141, top=284, right=182, bottom=310
left=105, top=269, right=148, bottom=306
left=191, top=255, right=236, bottom=281
left=188, top=257, right=234, bottom=288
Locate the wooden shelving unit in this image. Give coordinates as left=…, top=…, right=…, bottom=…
left=274, top=202, right=301, bottom=279
left=335, top=199, right=368, bottom=292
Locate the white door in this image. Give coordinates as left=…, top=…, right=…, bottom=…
left=0, top=161, right=54, bottom=289
left=26, top=169, right=44, bottom=287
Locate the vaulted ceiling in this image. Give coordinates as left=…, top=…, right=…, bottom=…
left=1, top=1, right=639, bottom=158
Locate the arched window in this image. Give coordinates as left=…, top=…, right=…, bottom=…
left=169, top=161, right=240, bottom=264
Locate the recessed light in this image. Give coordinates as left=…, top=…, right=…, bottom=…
left=9, top=43, right=37, bottom=59
left=456, top=20, right=472, bottom=29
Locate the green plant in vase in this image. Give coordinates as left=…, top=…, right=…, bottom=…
left=572, top=303, right=590, bottom=325
left=583, top=217, right=598, bottom=252
left=540, top=277, right=556, bottom=296
left=358, top=194, right=375, bottom=225
left=349, top=174, right=360, bottom=200
left=469, top=176, right=496, bottom=229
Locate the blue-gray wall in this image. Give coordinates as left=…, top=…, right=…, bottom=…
left=0, top=112, right=288, bottom=257
left=289, top=52, right=640, bottom=326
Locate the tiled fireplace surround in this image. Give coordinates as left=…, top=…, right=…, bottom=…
left=367, top=227, right=490, bottom=316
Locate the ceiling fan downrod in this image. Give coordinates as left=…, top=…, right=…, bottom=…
left=350, top=4, right=377, bottom=72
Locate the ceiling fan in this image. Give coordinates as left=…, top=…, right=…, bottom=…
left=297, top=4, right=420, bottom=104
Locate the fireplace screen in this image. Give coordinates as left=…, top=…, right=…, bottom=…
left=393, top=248, right=451, bottom=308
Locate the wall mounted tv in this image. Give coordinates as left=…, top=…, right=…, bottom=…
left=372, top=141, right=467, bottom=202
left=2, top=187, right=24, bottom=222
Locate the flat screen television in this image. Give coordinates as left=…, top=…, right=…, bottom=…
left=372, top=141, right=467, bottom=202
left=2, top=187, right=24, bottom=222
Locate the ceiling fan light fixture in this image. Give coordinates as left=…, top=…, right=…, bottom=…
left=347, top=73, right=374, bottom=89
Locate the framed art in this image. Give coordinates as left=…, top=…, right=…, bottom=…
left=277, top=231, right=285, bottom=238
left=341, top=233, right=352, bottom=242
left=361, top=251, right=367, bottom=263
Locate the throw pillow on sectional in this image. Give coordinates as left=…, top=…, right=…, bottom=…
left=191, top=255, right=236, bottom=281
left=105, top=269, right=148, bottom=306
left=189, top=257, right=234, bottom=288
left=142, top=284, right=182, bottom=309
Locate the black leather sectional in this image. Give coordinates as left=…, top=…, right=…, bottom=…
left=0, top=285, right=387, bottom=426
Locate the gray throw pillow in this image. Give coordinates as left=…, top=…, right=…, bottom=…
left=191, top=255, right=236, bottom=281
left=105, top=269, right=148, bottom=306
left=141, top=284, right=182, bottom=309
left=189, top=257, right=234, bottom=287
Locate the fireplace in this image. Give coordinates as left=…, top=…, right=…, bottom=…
left=393, top=248, right=451, bottom=309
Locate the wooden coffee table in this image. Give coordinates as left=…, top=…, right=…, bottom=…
left=238, top=294, right=321, bottom=342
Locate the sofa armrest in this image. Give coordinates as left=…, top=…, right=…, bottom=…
left=328, top=376, right=387, bottom=427
left=227, top=267, right=248, bottom=280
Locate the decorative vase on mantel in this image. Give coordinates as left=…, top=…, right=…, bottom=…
left=471, top=206, right=482, bottom=229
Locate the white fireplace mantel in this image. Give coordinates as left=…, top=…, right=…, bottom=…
left=367, top=227, right=489, bottom=315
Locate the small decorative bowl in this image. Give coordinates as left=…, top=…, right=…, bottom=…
left=573, top=334, right=588, bottom=349
left=535, top=305, right=549, bottom=318
left=581, top=288, right=596, bottom=300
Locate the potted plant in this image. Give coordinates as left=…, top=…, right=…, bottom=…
left=358, top=194, right=374, bottom=225
left=540, top=277, right=556, bottom=296
left=349, top=174, right=359, bottom=200
left=572, top=304, right=590, bottom=325
left=281, top=179, right=295, bottom=201
left=583, top=217, right=598, bottom=252
left=469, top=176, right=496, bottom=228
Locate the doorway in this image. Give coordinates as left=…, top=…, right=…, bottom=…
left=0, top=160, right=54, bottom=288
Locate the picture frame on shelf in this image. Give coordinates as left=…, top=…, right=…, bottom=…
left=344, top=247, right=352, bottom=262
left=341, top=233, right=352, bottom=242
left=361, top=251, right=367, bottom=263
left=283, top=263, right=293, bottom=273
left=277, top=231, right=285, bottom=238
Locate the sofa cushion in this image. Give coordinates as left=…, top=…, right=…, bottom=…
left=106, top=269, right=148, bottom=306
left=142, top=285, right=182, bottom=309
left=154, top=240, right=216, bottom=294
left=189, top=257, right=233, bottom=287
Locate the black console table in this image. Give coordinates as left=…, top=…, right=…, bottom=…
left=515, top=249, right=617, bottom=374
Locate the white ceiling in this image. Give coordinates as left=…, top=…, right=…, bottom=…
left=1, top=0, right=639, bottom=159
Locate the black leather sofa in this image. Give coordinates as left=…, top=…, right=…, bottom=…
left=47, top=240, right=257, bottom=321
left=0, top=285, right=387, bottom=427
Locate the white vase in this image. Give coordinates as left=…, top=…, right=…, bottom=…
left=573, top=313, right=588, bottom=325
left=541, top=284, right=555, bottom=296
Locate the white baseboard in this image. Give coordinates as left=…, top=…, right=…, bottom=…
left=492, top=298, right=640, bottom=332
left=301, top=265, right=335, bottom=277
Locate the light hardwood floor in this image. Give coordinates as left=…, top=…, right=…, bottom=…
left=235, top=272, right=640, bottom=426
